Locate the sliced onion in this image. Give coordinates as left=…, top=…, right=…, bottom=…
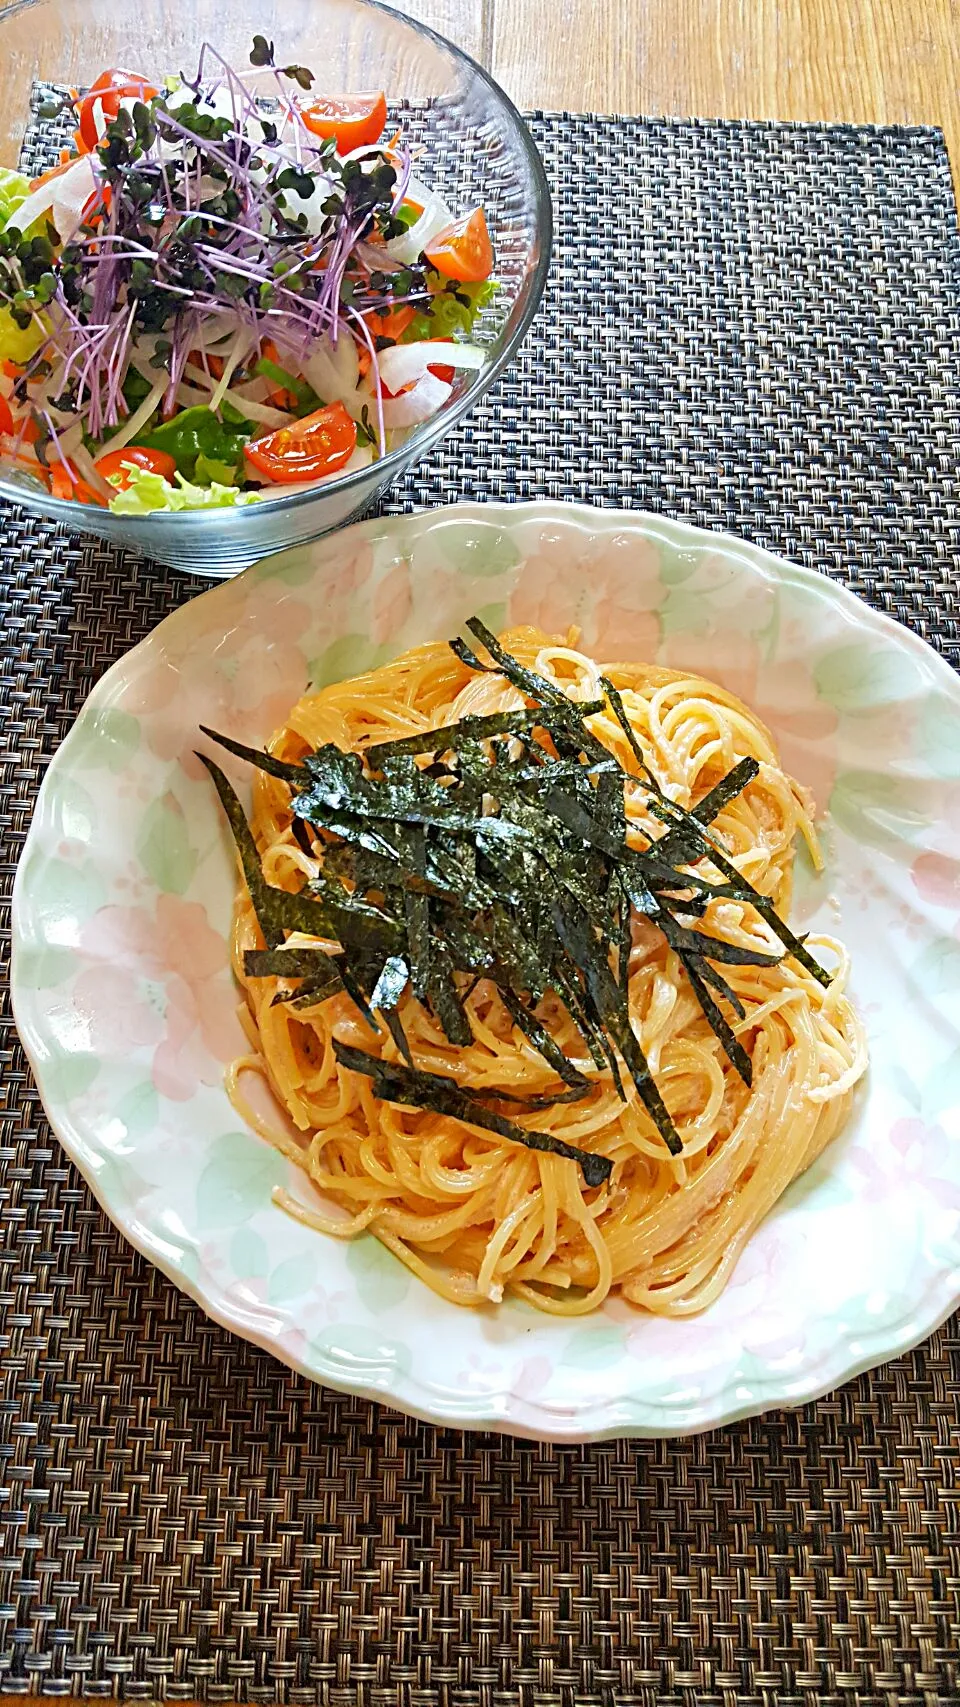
left=380, top=371, right=451, bottom=428
left=53, top=157, right=104, bottom=243
left=96, top=373, right=168, bottom=454
left=336, top=387, right=376, bottom=425
left=328, top=330, right=361, bottom=390
left=219, top=390, right=290, bottom=429
left=405, top=173, right=446, bottom=212
left=69, top=440, right=114, bottom=501
left=8, top=155, right=97, bottom=242
left=169, top=378, right=211, bottom=408
left=185, top=367, right=291, bottom=429
left=339, top=141, right=395, bottom=166
left=353, top=239, right=405, bottom=273
left=377, top=341, right=485, bottom=393
left=198, top=327, right=250, bottom=416
left=303, top=333, right=360, bottom=404
left=384, top=196, right=454, bottom=265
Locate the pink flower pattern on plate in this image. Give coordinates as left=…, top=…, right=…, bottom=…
left=509, top=527, right=662, bottom=658
left=911, top=851, right=960, bottom=911
left=74, top=894, right=244, bottom=1101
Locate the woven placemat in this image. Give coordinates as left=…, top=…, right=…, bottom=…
left=1, top=112, right=959, bottom=1704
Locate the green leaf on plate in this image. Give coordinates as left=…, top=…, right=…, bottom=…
left=659, top=587, right=712, bottom=637
left=50, top=776, right=97, bottom=844
left=115, top=1081, right=159, bottom=1141
left=70, top=706, right=140, bottom=772
left=434, top=522, right=520, bottom=579
left=14, top=945, right=75, bottom=990
left=658, top=549, right=699, bottom=587
left=307, top=634, right=393, bottom=689
left=560, top=1324, right=626, bottom=1369
left=309, top=1323, right=412, bottom=1378
left=137, top=792, right=197, bottom=894
left=25, top=854, right=107, bottom=927
left=472, top=599, right=507, bottom=633
left=828, top=770, right=930, bottom=850
left=346, top=1233, right=411, bottom=1311
left=918, top=695, right=960, bottom=779
left=229, top=1226, right=270, bottom=1279
left=814, top=645, right=920, bottom=713
left=46, top=1049, right=100, bottom=1103
left=258, top=545, right=321, bottom=585
left=195, top=1131, right=280, bottom=1230
left=268, top=1250, right=319, bottom=1304
left=911, top=938, right=960, bottom=998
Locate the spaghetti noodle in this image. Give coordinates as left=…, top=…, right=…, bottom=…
left=218, top=625, right=866, bottom=1316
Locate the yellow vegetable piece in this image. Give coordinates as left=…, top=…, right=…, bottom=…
left=0, top=308, right=47, bottom=366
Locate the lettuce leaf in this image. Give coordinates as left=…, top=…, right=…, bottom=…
left=194, top=452, right=247, bottom=487
left=0, top=169, right=32, bottom=232
left=0, top=174, right=54, bottom=363
left=107, top=467, right=263, bottom=514
left=0, top=306, right=48, bottom=365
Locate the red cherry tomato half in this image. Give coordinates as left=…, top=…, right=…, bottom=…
left=424, top=207, right=494, bottom=284
left=94, top=445, right=177, bottom=489
left=77, top=69, right=158, bottom=153
left=300, top=92, right=388, bottom=152
left=0, top=393, right=14, bottom=437
left=244, top=402, right=358, bottom=484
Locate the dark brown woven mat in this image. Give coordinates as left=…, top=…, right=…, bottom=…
left=1, top=114, right=959, bottom=1704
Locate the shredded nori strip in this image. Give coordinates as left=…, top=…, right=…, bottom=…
left=550, top=893, right=680, bottom=1154
left=199, top=754, right=284, bottom=949
left=333, top=1042, right=612, bottom=1188
left=690, top=757, right=762, bottom=825
left=464, top=616, right=578, bottom=711
left=381, top=1006, right=414, bottom=1065
left=449, top=634, right=495, bottom=674
left=200, top=754, right=402, bottom=956
left=370, top=955, right=409, bottom=1011
left=199, top=726, right=305, bottom=786
left=599, top=675, right=648, bottom=774
left=363, top=701, right=605, bottom=763
left=497, top=987, right=591, bottom=1092
left=203, top=615, right=832, bottom=1174
left=244, top=946, right=342, bottom=981
left=679, top=955, right=753, bottom=1085
left=696, top=957, right=747, bottom=1022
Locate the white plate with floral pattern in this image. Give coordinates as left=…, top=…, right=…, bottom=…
left=11, top=502, right=960, bottom=1439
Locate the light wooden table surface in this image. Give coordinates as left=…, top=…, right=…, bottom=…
left=1, top=0, right=957, bottom=175
left=404, top=0, right=960, bottom=188
left=0, top=3, right=955, bottom=1705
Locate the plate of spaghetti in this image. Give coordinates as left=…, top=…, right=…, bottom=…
left=12, top=502, right=960, bottom=1438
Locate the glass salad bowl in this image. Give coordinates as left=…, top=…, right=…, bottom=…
left=0, top=0, right=551, bottom=575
